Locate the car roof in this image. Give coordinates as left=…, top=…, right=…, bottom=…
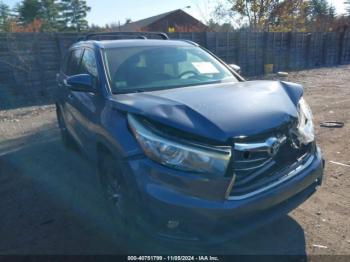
left=71, top=39, right=194, bottom=50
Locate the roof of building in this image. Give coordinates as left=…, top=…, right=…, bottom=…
left=119, top=9, right=194, bottom=31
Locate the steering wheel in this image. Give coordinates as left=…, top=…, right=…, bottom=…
left=179, top=70, right=199, bottom=79
left=153, top=73, right=174, bottom=80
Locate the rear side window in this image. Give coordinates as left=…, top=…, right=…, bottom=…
left=66, top=49, right=83, bottom=76
left=61, top=53, right=70, bottom=74
left=79, top=49, right=98, bottom=78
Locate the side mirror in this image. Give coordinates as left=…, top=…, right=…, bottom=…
left=66, top=74, right=96, bottom=93
left=229, top=64, right=241, bottom=74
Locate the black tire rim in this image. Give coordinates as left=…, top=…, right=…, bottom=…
left=99, top=156, right=125, bottom=213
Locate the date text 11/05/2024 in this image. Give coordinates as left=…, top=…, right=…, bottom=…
left=127, top=256, right=220, bottom=261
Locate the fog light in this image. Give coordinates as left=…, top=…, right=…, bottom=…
left=167, top=220, right=179, bottom=229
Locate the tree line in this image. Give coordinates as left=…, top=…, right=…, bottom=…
left=0, top=0, right=90, bottom=32
left=0, top=0, right=350, bottom=33
left=209, top=0, right=350, bottom=32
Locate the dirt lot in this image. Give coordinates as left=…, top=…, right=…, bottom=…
left=0, top=66, right=349, bottom=255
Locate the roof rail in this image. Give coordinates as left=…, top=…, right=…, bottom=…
left=180, top=40, right=199, bottom=46
left=79, top=32, right=169, bottom=41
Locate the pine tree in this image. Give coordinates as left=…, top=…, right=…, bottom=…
left=0, top=1, right=10, bottom=32
left=39, top=0, right=60, bottom=31
left=59, top=0, right=91, bottom=32
left=308, top=0, right=335, bottom=31
left=328, top=5, right=336, bottom=20
left=345, top=0, right=350, bottom=16
left=309, top=0, right=329, bottom=18
left=15, top=0, right=41, bottom=25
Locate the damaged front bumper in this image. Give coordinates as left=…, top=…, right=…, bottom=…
left=123, top=147, right=324, bottom=244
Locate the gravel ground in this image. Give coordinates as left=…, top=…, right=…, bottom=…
left=0, top=66, right=349, bottom=255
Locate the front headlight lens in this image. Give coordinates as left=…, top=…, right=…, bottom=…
left=128, top=114, right=232, bottom=175
left=296, top=97, right=315, bottom=145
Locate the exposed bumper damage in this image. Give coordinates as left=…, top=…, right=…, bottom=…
left=121, top=147, right=324, bottom=244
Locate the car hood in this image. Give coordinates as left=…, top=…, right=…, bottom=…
left=110, top=80, right=303, bottom=142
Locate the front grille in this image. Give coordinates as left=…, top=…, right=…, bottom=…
left=229, top=134, right=312, bottom=197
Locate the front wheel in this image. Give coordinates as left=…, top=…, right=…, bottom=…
left=97, top=151, right=141, bottom=242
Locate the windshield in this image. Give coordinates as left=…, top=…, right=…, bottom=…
left=103, top=45, right=238, bottom=93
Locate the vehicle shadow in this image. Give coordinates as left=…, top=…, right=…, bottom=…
left=0, top=132, right=306, bottom=256
left=133, top=216, right=306, bottom=256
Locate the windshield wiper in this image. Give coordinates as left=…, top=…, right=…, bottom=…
left=113, top=89, right=146, bottom=94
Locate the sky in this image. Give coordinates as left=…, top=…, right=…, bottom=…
left=3, top=0, right=348, bottom=26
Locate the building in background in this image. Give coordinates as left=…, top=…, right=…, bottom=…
left=118, top=9, right=208, bottom=33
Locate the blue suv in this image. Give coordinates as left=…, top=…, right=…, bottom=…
left=56, top=32, right=324, bottom=244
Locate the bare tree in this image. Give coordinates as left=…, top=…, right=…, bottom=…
left=1, top=34, right=41, bottom=97
left=226, top=0, right=281, bottom=31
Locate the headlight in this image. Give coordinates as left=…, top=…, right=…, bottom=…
left=128, top=114, right=232, bottom=176
left=296, top=97, right=315, bottom=145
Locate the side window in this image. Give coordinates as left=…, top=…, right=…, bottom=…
left=80, top=49, right=98, bottom=78
left=66, top=49, right=83, bottom=76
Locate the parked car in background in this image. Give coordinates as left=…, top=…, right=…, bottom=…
left=55, top=32, right=324, bottom=244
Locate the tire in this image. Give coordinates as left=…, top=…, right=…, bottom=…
left=96, top=151, right=219, bottom=250
left=56, top=106, right=76, bottom=149
left=97, top=151, right=141, bottom=244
